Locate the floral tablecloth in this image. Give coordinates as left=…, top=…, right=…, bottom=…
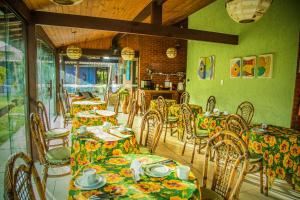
left=72, top=110, right=118, bottom=130
left=71, top=126, right=139, bottom=173
left=169, top=104, right=202, bottom=140
left=196, top=113, right=227, bottom=137
left=68, top=154, right=201, bottom=200
left=72, top=96, right=101, bottom=103
left=149, top=99, right=177, bottom=110
left=71, top=100, right=107, bottom=115
left=242, top=125, right=300, bottom=187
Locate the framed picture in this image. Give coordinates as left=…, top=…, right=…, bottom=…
left=242, top=56, right=256, bottom=78
left=257, top=54, right=273, bottom=78
left=230, top=58, right=241, bottom=78
left=197, top=56, right=215, bottom=80
left=197, top=57, right=206, bottom=80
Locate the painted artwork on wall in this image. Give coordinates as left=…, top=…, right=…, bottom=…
left=242, top=56, right=256, bottom=78
left=197, top=56, right=215, bottom=80
left=257, top=54, right=273, bottom=78
left=230, top=58, right=241, bottom=78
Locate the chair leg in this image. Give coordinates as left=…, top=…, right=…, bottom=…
left=264, top=168, right=269, bottom=196
left=198, top=138, right=202, bottom=154
left=163, top=123, right=168, bottom=143
left=182, top=141, right=187, bottom=155
left=259, top=163, right=263, bottom=194
left=191, top=139, right=197, bottom=164
left=42, top=165, right=49, bottom=190
left=63, top=118, right=66, bottom=128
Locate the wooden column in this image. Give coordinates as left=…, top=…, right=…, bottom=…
left=26, top=23, right=38, bottom=159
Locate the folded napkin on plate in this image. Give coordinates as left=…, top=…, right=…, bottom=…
left=96, top=110, right=115, bottom=116
left=130, top=159, right=144, bottom=182
left=109, top=129, right=131, bottom=138
left=87, top=126, right=120, bottom=141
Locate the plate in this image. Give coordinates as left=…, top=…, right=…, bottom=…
left=75, top=175, right=106, bottom=190
left=144, top=164, right=171, bottom=178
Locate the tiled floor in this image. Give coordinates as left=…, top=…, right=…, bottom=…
left=1, top=113, right=299, bottom=200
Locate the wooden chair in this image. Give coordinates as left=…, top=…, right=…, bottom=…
left=156, top=96, right=179, bottom=142
left=30, top=113, right=70, bottom=190
left=139, top=109, right=164, bottom=154
left=58, top=92, right=72, bottom=128
left=180, top=91, right=190, bottom=104
left=36, top=101, right=70, bottom=147
left=236, top=101, right=254, bottom=125
left=202, top=130, right=249, bottom=200
left=225, top=114, right=264, bottom=194
left=114, top=92, right=120, bottom=115
left=206, top=96, right=216, bottom=113
left=181, top=103, right=209, bottom=163
left=126, top=98, right=137, bottom=128
left=137, top=89, right=146, bottom=115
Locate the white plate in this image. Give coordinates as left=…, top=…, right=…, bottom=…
left=144, top=164, right=171, bottom=178
left=75, top=175, right=106, bottom=190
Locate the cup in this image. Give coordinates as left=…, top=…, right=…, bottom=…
left=223, top=111, right=228, bottom=115
left=83, top=168, right=97, bottom=185
left=102, top=122, right=111, bottom=131
left=118, top=124, right=126, bottom=131
left=204, top=111, right=210, bottom=116
left=176, top=165, right=190, bottom=180
left=261, top=123, right=268, bottom=129
left=78, top=125, right=87, bottom=134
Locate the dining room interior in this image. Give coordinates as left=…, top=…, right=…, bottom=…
left=0, top=0, right=299, bottom=199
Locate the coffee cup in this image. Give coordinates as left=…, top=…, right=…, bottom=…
left=176, top=165, right=190, bottom=180
left=78, top=125, right=87, bottom=134
left=83, top=168, right=97, bottom=185
left=261, top=123, right=268, bottom=129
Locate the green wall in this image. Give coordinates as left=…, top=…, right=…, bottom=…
left=187, top=0, right=300, bottom=127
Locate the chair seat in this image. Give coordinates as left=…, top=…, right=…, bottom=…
left=167, top=116, right=179, bottom=122
left=196, top=129, right=209, bottom=137
left=139, top=147, right=151, bottom=154
left=45, top=128, right=70, bottom=139
left=46, top=146, right=70, bottom=165
left=202, top=188, right=225, bottom=200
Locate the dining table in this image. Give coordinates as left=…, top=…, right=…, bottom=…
left=71, top=126, right=140, bottom=173
left=242, top=124, right=300, bottom=188
left=68, top=154, right=201, bottom=200
left=196, top=112, right=227, bottom=137
left=72, top=110, right=118, bottom=130
left=71, top=100, right=107, bottom=115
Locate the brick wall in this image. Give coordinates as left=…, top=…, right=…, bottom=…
left=119, top=35, right=187, bottom=87
left=291, top=35, right=300, bottom=129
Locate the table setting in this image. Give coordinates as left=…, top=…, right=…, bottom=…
left=71, top=123, right=140, bottom=173
left=71, top=100, right=107, bottom=115
left=72, top=110, right=118, bottom=130
left=68, top=154, right=201, bottom=200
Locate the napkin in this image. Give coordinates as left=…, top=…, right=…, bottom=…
left=130, top=159, right=144, bottom=182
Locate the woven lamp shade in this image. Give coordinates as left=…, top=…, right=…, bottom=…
left=226, top=0, right=272, bottom=23
left=121, top=47, right=135, bottom=61
left=166, top=47, right=177, bottom=59
left=66, top=45, right=82, bottom=59
left=50, top=0, right=83, bottom=5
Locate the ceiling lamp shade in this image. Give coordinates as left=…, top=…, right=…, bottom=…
left=225, top=0, right=273, bottom=23
left=166, top=47, right=177, bottom=59
left=121, top=47, right=135, bottom=61
left=66, top=45, right=82, bottom=59
left=50, top=0, right=83, bottom=6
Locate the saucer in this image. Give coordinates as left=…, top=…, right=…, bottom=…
left=75, top=175, right=106, bottom=190
left=144, top=164, right=171, bottom=178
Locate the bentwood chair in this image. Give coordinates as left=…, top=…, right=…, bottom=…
left=36, top=101, right=70, bottom=147
left=225, top=114, right=264, bottom=194
left=139, top=109, right=164, bottom=154
left=206, top=96, right=216, bottom=113
left=126, top=98, right=137, bottom=128
left=113, top=92, right=120, bottom=115
left=30, top=113, right=70, bottom=190
left=181, top=103, right=209, bottom=163
left=236, top=101, right=254, bottom=125
left=157, top=96, right=179, bottom=142
left=180, top=91, right=190, bottom=104
left=137, top=89, right=147, bottom=116
left=58, top=92, right=72, bottom=128
left=202, top=131, right=249, bottom=200
left=4, top=152, right=46, bottom=200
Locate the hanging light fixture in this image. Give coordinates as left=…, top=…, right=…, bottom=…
left=66, top=31, right=82, bottom=60
left=166, top=47, right=177, bottom=59
left=225, top=0, right=273, bottom=23
left=121, top=47, right=135, bottom=61
left=50, top=0, right=83, bottom=6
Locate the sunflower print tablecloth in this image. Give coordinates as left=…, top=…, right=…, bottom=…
left=71, top=126, right=140, bottom=173
left=196, top=113, right=227, bottom=137
left=71, top=100, right=107, bottom=115
left=242, top=125, right=300, bottom=187
left=72, top=110, right=118, bottom=130
left=68, top=154, right=201, bottom=200
left=169, top=104, right=202, bottom=140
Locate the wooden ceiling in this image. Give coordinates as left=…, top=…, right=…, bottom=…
left=23, top=0, right=215, bottom=48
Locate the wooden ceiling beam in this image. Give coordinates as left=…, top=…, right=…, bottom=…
left=32, top=11, right=238, bottom=45
left=151, top=1, right=163, bottom=25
